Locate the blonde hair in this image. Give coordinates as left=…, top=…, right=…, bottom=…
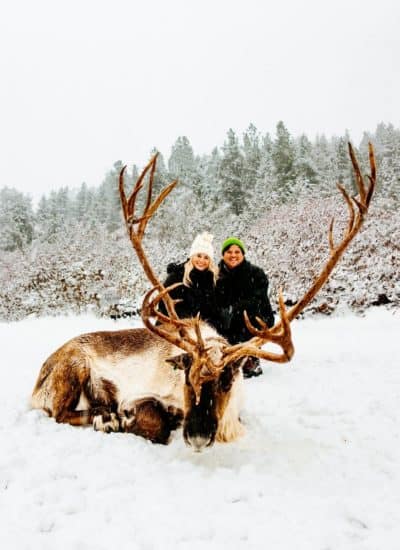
left=183, top=257, right=219, bottom=287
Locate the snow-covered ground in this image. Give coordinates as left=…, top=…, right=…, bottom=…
left=1, top=308, right=399, bottom=550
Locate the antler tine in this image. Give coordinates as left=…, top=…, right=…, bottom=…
left=137, top=153, right=159, bottom=238
left=193, top=314, right=206, bottom=350
left=126, top=155, right=157, bottom=220
left=120, top=155, right=160, bottom=232
left=143, top=285, right=180, bottom=325
left=118, top=165, right=129, bottom=221
left=220, top=291, right=294, bottom=368
left=143, top=283, right=202, bottom=348
left=122, top=154, right=179, bottom=241
left=348, top=142, right=376, bottom=210
left=141, top=287, right=196, bottom=353
left=124, top=180, right=179, bottom=237
left=336, top=183, right=356, bottom=239
left=220, top=290, right=294, bottom=368
left=144, top=153, right=157, bottom=213
left=348, top=143, right=367, bottom=204
left=142, top=283, right=187, bottom=326
left=367, top=142, right=376, bottom=203
left=239, top=292, right=292, bottom=347
left=141, top=180, right=179, bottom=229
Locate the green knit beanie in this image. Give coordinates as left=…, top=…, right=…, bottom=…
left=221, top=237, right=246, bottom=255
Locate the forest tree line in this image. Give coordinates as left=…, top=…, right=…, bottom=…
left=0, top=121, right=399, bottom=321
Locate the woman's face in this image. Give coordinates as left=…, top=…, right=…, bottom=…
left=192, top=253, right=210, bottom=271
left=223, top=245, right=244, bottom=269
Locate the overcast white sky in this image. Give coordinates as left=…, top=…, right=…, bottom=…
left=1, top=0, right=399, bottom=200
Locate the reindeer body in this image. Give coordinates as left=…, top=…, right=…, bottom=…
left=31, top=322, right=244, bottom=446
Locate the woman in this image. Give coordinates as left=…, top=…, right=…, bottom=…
left=216, top=236, right=275, bottom=378
left=158, top=232, right=218, bottom=324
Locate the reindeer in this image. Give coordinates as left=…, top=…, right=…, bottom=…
left=31, top=143, right=376, bottom=451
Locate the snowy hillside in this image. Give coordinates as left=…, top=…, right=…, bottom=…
left=1, top=309, right=399, bottom=549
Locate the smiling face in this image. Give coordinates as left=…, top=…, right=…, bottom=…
left=191, top=253, right=210, bottom=271
left=222, top=245, right=244, bottom=269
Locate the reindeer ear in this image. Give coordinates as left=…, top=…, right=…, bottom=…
left=225, top=357, right=247, bottom=373
left=219, top=359, right=245, bottom=392
left=166, top=353, right=192, bottom=370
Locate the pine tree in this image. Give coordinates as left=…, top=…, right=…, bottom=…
left=244, top=133, right=275, bottom=216
left=0, top=188, right=34, bottom=251
left=271, top=121, right=296, bottom=200
left=74, top=182, right=97, bottom=224
left=36, top=187, right=73, bottom=242
left=367, top=123, right=400, bottom=204
left=168, top=137, right=201, bottom=192
left=218, top=128, right=245, bottom=215
left=293, top=134, right=319, bottom=194
left=97, top=161, right=124, bottom=232
left=313, top=134, right=337, bottom=196
left=242, top=123, right=262, bottom=204
left=195, top=147, right=221, bottom=211
left=333, top=132, right=353, bottom=188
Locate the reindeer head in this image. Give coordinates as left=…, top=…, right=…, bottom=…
left=163, top=319, right=243, bottom=450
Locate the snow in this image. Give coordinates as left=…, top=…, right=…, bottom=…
left=1, top=308, right=399, bottom=549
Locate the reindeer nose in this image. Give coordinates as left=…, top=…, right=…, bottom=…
left=186, top=434, right=212, bottom=452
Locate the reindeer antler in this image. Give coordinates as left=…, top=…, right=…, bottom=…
left=219, top=142, right=377, bottom=368
left=119, top=155, right=209, bottom=362
left=119, top=155, right=177, bottom=307
left=281, top=142, right=376, bottom=324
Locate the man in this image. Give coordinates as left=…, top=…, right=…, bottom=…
left=215, top=237, right=275, bottom=378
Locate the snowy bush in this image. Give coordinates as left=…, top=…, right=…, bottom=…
left=245, top=195, right=400, bottom=316
left=0, top=194, right=398, bottom=321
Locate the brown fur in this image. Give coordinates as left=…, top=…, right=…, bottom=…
left=215, top=366, right=237, bottom=427
left=31, top=322, right=244, bottom=448
left=122, top=398, right=183, bottom=444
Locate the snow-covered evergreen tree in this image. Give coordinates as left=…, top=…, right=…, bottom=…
left=0, top=188, right=34, bottom=251
left=168, top=136, right=201, bottom=193
left=293, top=134, right=319, bottom=195
left=218, top=128, right=245, bottom=215
left=96, top=161, right=124, bottom=232
left=364, top=123, right=400, bottom=204
left=271, top=121, right=296, bottom=200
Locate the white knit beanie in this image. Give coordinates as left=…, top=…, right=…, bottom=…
left=189, top=232, right=214, bottom=260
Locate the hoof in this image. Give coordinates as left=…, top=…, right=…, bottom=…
left=93, top=412, right=120, bottom=433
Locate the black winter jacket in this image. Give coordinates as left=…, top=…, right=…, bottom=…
left=215, top=259, right=275, bottom=344
left=158, top=261, right=217, bottom=323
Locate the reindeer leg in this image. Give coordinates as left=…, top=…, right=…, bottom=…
left=75, top=375, right=120, bottom=433
left=50, top=366, right=120, bottom=433
left=53, top=393, right=119, bottom=432
left=56, top=409, right=95, bottom=427
left=52, top=406, right=119, bottom=433
left=120, top=398, right=183, bottom=444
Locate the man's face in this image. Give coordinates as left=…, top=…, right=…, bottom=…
left=223, top=245, right=244, bottom=269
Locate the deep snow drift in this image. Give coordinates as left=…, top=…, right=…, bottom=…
left=1, top=308, right=399, bottom=550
